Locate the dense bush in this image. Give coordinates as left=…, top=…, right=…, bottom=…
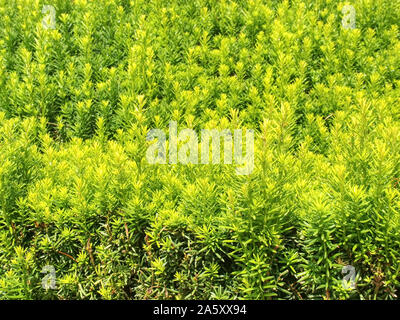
left=0, top=0, right=400, bottom=299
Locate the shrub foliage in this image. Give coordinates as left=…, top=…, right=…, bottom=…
left=0, top=0, right=400, bottom=299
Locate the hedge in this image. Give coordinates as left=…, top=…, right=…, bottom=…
left=0, top=0, right=399, bottom=299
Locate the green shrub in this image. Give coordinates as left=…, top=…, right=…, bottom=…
left=0, top=0, right=399, bottom=299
